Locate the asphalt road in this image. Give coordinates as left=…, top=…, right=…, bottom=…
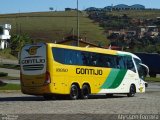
left=0, top=82, right=160, bottom=120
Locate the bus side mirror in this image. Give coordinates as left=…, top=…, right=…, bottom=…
left=139, top=63, right=149, bottom=77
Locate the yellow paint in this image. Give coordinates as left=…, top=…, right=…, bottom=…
left=139, top=86, right=144, bottom=93
left=21, top=74, right=45, bottom=87
left=21, top=43, right=117, bottom=95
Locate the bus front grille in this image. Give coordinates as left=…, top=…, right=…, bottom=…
left=23, top=64, right=44, bottom=71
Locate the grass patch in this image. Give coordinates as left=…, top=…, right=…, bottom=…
left=0, top=83, right=20, bottom=90
left=145, top=77, right=160, bottom=82
left=0, top=76, right=19, bottom=80
left=0, top=48, right=17, bottom=60
left=0, top=11, right=108, bottom=45
left=108, top=10, right=160, bottom=19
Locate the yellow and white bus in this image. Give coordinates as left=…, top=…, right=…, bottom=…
left=20, top=43, right=148, bottom=100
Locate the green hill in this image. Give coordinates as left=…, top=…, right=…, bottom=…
left=106, top=10, right=160, bottom=19
left=0, top=11, right=108, bottom=45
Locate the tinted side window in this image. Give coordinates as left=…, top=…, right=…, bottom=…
left=81, top=51, right=91, bottom=66
left=116, top=56, right=126, bottom=69
left=52, top=47, right=65, bottom=64
left=104, top=55, right=117, bottom=68
left=64, top=49, right=73, bottom=64
left=53, top=48, right=83, bottom=65
left=52, top=47, right=117, bottom=68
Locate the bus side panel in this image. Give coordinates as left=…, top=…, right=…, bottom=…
left=48, top=63, right=112, bottom=95
left=47, top=44, right=66, bottom=94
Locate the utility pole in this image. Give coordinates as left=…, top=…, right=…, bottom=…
left=77, top=0, right=79, bottom=46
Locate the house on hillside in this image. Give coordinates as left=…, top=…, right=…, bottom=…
left=108, top=29, right=137, bottom=37
left=54, top=35, right=123, bottom=51
left=0, top=24, right=11, bottom=50
left=57, top=36, right=122, bottom=50
left=57, top=35, right=99, bottom=47
left=139, top=26, right=159, bottom=38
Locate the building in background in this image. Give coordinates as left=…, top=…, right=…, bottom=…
left=139, top=26, right=159, bottom=38
left=0, top=24, right=11, bottom=50
left=57, top=35, right=99, bottom=47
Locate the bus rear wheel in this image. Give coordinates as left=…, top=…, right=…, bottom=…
left=81, top=84, right=90, bottom=99
left=70, top=84, right=79, bottom=100
left=127, top=84, right=136, bottom=97
left=43, top=94, right=54, bottom=100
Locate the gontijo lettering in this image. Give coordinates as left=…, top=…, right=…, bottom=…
left=22, top=59, right=45, bottom=64
left=76, top=68, right=103, bottom=75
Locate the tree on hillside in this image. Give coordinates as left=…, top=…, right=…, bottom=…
left=10, top=34, right=33, bottom=51
left=49, top=7, right=54, bottom=11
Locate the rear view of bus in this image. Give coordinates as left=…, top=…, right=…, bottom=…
left=20, top=43, right=50, bottom=95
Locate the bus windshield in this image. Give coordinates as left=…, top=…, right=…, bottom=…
left=134, top=58, right=144, bottom=79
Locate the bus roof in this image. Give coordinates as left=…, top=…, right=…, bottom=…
left=47, top=43, right=140, bottom=59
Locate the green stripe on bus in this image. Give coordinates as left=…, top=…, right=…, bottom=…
left=101, top=69, right=127, bottom=89
left=109, top=69, right=127, bottom=88
left=101, top=69, right=119, bottom=89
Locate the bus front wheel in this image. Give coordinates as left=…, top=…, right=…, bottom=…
left=70, top=84, right=79, bottom=100
left=81, top=84, right=90, bottom=99
left=106, top=94, right=113, bottom=98
left=127, top=84, right=136, bottom=97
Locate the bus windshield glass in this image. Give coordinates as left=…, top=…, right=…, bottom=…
left=134, top=58, right=144, bottom=78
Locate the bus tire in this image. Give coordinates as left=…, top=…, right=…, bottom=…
left=81, top=84, right=90, bottom=99
left=43, top=94, right=54, bottom=100
left=127, top=84, right=136, bottom=97
left=70, top=84, right=79, bottom=100
left=106, top=94, right=113, bottom=98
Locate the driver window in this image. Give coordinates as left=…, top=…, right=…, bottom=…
left=126, top=56, right=136, bottom=72
left=134, top=58, right=147, bottom=79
